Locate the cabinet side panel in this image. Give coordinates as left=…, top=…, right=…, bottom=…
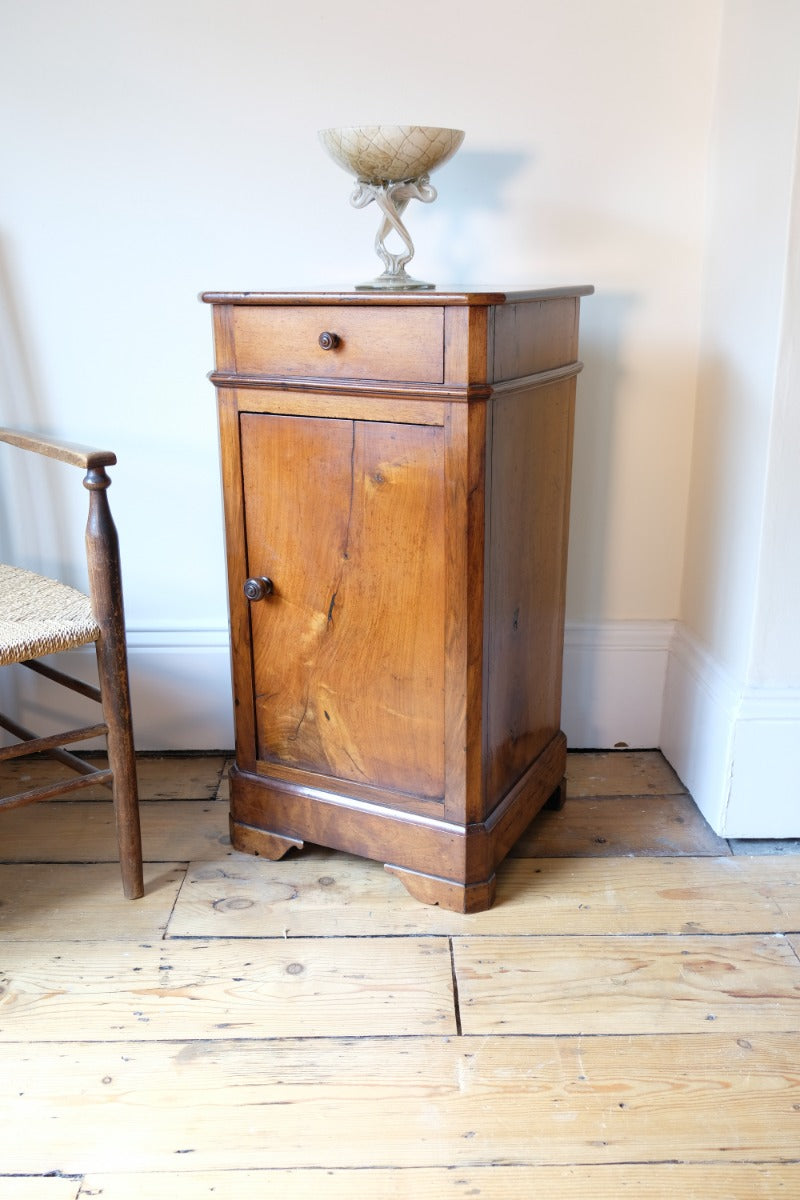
left=485, top=379, right=576, bottom=812
left=241, top=412, right=446, bottom=803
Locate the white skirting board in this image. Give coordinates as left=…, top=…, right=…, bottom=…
left=128, top=622, right=674, bottom=753
left=5, top=620, right=672, bottom=755
left=561, top=620, right=672, bottom=750
left=9, top=620, right=795, bottom=836
left=2, top=629, right=235, bottom=754
left=661, top=625, right=800, bottom=838
left=125, top=619, right=673, bottom=753
left=125, top=628, right=236, bottom=751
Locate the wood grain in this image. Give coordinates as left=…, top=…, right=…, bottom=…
left=2, top=751, right=797, bottom=1194
left=0, top=800, right=230, bottom=862
left=231, top=304, right=445, bottom=382
left=210, top=290, right=589, bottom=910
left=2, top=1034, right=798, bottom=1173
left=241, top=412, right=446, bottom=801
left=79, top=1165, right=800, bottom=1200
left=0, top=1182, right=79, bottom=1200
left=0, top=426, right=115, bottom=469
left=226, top=386, right=447, bottom=425
left=566, top=751, right=686, bottom=797
left=485, top=381, right=574, bottom=811
left=454, top=934, right=800, bottom=1034
left=0, top=938, right=455, bottom=1040
left=217, top=388, right=257, bottom=769
left=0, top=755, right=227, bottom=800
left=441, top=399, right=483, bottom=826
left=0, top=864, right=184, bottom=941
left=202, top=288, right=594, bottom=306
left=513, top=792, right=730, bottom=857
left=492, top=298, right=579, bottom=380
left=169, top=852, right=800, bottom=938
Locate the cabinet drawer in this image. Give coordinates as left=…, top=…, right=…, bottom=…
left=231, top=305, right=444, bottom=383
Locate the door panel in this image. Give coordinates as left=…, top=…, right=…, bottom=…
left=240, top=412, right=446, bottom=802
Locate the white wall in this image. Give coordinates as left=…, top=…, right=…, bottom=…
left=662, top=0, right=800, bottom=835
left=1, top=1, right=722, bottom=750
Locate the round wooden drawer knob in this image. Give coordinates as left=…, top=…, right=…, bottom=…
left=318, top=331, right=341, bottom=351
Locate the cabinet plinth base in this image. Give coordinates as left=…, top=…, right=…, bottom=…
left=229, top=819, right=303, bottom=860
left=384, top=864, right=497, bottom=913
left=546, top=777, right=568, bottom=811
left=226, top=732, right=566, bottom=910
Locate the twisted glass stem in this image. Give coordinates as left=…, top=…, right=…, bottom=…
left=350, top=175, right=437, bottom=282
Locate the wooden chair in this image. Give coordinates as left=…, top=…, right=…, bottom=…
left=0, top=428, right=143, bottom=898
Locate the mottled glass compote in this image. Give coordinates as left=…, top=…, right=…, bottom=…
left=319, top=125, right=464, bottom=290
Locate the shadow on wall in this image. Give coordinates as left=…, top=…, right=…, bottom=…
left=562, top=290, right=642, bottom=746
left=569, top=289, right=639, bottom=615
left=427, top=150, right=531, bottom=281
left=439, top=150, right=530, bottom=211
left=0, top=236, right=75, bottom=578
left=0, top=236, right=81, bottom=741
left=679, top=353, right=754, bottom=665
left=431, top=155, right=641, bottom=632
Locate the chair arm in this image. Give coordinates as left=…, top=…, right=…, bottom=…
left=0, top=427, right=116, bottom=470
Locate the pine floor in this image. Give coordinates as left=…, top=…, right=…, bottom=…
left=1, top=751, right=799, bottom=1198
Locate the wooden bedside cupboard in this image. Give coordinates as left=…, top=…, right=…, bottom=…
left=203, top=287, right=593, bottom=912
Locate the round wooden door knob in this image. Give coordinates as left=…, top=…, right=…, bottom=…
left=318, top=331, right=341, bottom=350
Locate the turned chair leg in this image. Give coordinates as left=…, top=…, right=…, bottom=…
left=95, top=634, right=143, bottom=899
left=85, top=464, right=143, bottom=900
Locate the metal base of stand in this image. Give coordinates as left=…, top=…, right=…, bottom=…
left=355, top=274, right=434, bottom=291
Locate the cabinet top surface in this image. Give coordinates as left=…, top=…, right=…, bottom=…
left=201, top=286, right=594, bottom=307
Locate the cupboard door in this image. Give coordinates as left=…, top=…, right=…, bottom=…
left=240, top=412, right=446, bottom=803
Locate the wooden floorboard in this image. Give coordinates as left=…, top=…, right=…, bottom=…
left=0, top=1183, right=79, bottom=1200
left=565, top=751, right=687, bottom=798
left=3, top=1034, right=799, bottom=1173
left=76, top=1165, right=800, bottom=1199
left=1, top=750, right=798, bottom=1195
left=0, top=864, right=185, bottom=941
left=168, top=851, right=800, bottom=937
left=513, top=792, right=730, bottom=857
left=453, top=933, right=800, bottom=1034
left=0, top=937, right=456, bottom=1040
left=0, top=800, right=231, bottom=863
left=0, top=754, right=227, bottom=801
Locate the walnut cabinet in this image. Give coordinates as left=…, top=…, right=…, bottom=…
left=203, top=287, right=592, bottom=912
